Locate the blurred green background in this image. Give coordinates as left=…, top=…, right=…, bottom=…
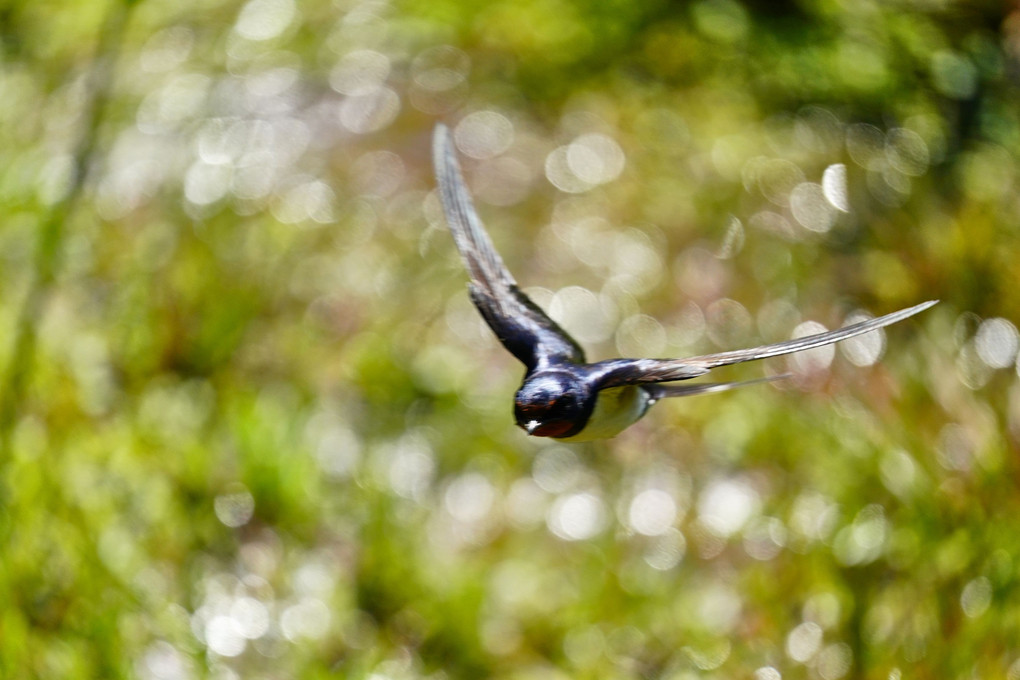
left=1, top=0, right=1018, bottom=677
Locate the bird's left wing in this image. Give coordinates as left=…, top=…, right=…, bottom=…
left=432, top=123, right=585, bottom=370
left=592, top=300, right=937, bottom=389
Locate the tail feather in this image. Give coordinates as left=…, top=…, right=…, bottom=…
left=644, top=374, right=790, bottom=403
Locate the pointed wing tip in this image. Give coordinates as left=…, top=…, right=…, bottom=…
left=863, top=299, right=938, bottom=327
left=892, top=299, right=938, bottom=322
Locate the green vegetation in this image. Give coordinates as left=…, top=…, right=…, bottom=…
left=0, top=0, right=1018, bottom=677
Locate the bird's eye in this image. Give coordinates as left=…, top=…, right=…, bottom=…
left=548, top=394, right=575, bottom=416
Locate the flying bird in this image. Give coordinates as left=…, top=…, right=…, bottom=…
left=431, top=123, right=936, bottom=441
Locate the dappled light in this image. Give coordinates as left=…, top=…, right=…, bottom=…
left=0, top=0, right=1018, bottom=678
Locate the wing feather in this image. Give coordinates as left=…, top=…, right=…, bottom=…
left=432, top=124, right=585, bottom=369
left=594, top=300, right=937, bottom=388
left=643, top=373, right=790, bottom=401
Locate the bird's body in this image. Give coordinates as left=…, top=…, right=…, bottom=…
left=431, top=123, right=936, bottom=441
left=556, top=384, right=650, bottom=442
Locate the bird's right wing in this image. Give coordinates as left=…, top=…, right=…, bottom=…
left=432, top=124, right=585, bottom=370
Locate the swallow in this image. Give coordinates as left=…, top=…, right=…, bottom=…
left=431, top=123, right=937, bottom=441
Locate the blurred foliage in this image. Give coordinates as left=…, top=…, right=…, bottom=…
left=0, top=0, right=1019, bottom=678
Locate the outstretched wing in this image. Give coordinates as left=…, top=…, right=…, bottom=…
left=593, top=300, right=937, bottom=388
left=432, top=124, right=585, bottom=370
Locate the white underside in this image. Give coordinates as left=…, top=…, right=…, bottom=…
left=558, top=385, right=651, bottom=442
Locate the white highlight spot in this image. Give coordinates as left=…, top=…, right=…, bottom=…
left=790, top=182, right=838, bottom=233
left=231, top=596, right=270, bottom=639
left=214, top=487, right=255, bottom=528
left=184, top=161, right=232, bottom=206
left=140, top=641, right=189, bottom=680
left=567, top=133, right=625, bottom=185
left=545, top=133, right=625, bottom=193
left=548, top=492, right=606, bottom=541
left=545, top=146, right=591, bottom=194
left=628, top=489, right=677, bottom=536
left=205, top=615, right=246, bottom=657
left=235, top=0, right=295, bottom=41
left=697, top=478, right=759, bottom=537
left=454, top=111, right=514, bottom=160
left=786, top=621, right=823, bottom=663
left=754, top=667, right=782, bottom=680
left=822, top=163, right=850, bottom=212
left=975, top=317, right=1019, bottom=369
left=644, top=528, right=686, bottom=570
left=961, top=576, right=992, bottom=618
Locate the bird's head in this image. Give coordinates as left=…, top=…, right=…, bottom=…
left=514, top=372, right=590, bottom=438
